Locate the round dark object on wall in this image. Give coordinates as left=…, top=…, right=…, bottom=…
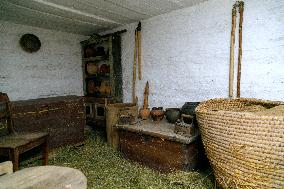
left=20, top=34, right=41, bottom=53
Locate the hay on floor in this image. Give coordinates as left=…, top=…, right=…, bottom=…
left=22, top=129, right=214, bottom=189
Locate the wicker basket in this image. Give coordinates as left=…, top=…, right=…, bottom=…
left=196, top=98, right=284, bottom=189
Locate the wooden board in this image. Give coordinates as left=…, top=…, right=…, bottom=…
left=116, top=120, right=199, bottom=144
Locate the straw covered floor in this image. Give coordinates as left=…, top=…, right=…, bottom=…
left=21, top=128, right=214, bottom=189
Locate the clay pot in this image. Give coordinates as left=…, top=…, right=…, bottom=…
left=150, top=107, right=164, bottom=122
left=86, top=63, right=98, bottom=75
left=85, top=46, right=96, bottom=58
left=165, top=108, right=181, bottom=124
left=181, top=102, right=200, bottom=115
left=100, top=64, right=110, bottom=74
left=99, top=80, right=111, bottom=96
left=96, top=46, right=105, bottom=56
left=87, top=80, right=95, bottom=95
left=139, top=108, right=150, bottom=120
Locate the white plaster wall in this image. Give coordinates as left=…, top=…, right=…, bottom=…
left=0, top=20, right=88, bottom=101
left=102, top=0, right=284, bottom=108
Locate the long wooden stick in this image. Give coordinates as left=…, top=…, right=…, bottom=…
left=229, top=5, right=237, bottom=98
left=237, top=1, right=244, bottom=98
left=137, top=22, right=142, bottom=80
left=132, top=30, right=138, bottom=103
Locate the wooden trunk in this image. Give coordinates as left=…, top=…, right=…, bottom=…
left=116, top=120, right=207, bottom=172
left=119, top=131, right=199, bottom=172
left=11, top=96, right=85, bottom=149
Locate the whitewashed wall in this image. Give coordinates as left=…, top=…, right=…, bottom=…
left=0, top=21, right=87, bottom=101
left=102, top=0, right=284, bottom=108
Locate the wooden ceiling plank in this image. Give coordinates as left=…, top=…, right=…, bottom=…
left=0, top=0, right=209, bottom=35
left=177, top=0, right=209, bottom=7
left=2, top=0, right=121, bottom=26
left=45, top=0, right=148, bottom=23
left=0, top=2, right=110, bottom=35
left=104, top=0, right=164, bottom=16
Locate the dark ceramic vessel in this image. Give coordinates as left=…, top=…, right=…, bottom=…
left=165, top=108, right=181, bottom=124
left=180, top=102, right=200, bottom=115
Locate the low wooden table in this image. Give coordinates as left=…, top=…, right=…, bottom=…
left=115, top=120, right=201, bottom=172
left=0, top=166, right=87, bottom=189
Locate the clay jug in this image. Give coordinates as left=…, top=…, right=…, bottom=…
left=139, top=108, right=150, bottom=120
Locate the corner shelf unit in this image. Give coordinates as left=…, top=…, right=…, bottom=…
left=81, top=34, right=123, bottom=126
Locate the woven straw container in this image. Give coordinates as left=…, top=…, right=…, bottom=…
left=196, top=98, right=284, bottom=189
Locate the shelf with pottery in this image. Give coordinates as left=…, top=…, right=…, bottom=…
left=81, top=33, right=123, bottom=127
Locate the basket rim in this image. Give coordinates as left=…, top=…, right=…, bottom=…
left=196, top=98, right=284, bottom=119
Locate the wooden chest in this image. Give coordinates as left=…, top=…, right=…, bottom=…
left=11, top=96, right=85, bottom=148
left=116, top=120, right=203, bottom=172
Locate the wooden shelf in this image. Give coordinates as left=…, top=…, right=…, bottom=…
left=85, top=73, right=110, bottom=79
left=81, top=34, right=123, bottom=126
left=84, top=56, right=107, bottom=62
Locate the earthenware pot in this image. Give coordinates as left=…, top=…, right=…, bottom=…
left=100, top=64, right=110, bottom=74
left=85, top=46, right=96, bottom=58
left=165, top=108, right=181, bottom=124
left=86, top=63, right=98, bottom=75
left=139, top=108, right=150, bottom=120
left=87, top=80, right=95, bottom=95
left=99, top=80, right=111, bottom=96
left=96, top=46, right=105, bottom=56
left=150, top=107, right=164, bottom=122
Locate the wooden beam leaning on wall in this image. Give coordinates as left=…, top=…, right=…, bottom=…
left=228, top=1, right=244, bottom=98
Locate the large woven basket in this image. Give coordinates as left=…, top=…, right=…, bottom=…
left=196, top=98, right=284, bottom=188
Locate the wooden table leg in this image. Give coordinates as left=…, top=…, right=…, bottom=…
left=9, top=149, right=19, bottom=172
left=42, top=140, right=48, bottom=165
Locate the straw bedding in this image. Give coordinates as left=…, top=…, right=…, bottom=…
left=196, top=98, right=284, bottom=189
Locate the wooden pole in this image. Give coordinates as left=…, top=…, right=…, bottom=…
left=132, top=30, right=138, bottom=103
left=237, top=1, right=244, bottom=98
left=137, top=22, right=142, bottom=80
left=229, top=5, right=237, bottom=98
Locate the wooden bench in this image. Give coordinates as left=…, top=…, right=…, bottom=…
left=0, top=92, right=48, bottom=171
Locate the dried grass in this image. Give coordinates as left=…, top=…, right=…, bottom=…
left=21, top=129, right=214, bottom=189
